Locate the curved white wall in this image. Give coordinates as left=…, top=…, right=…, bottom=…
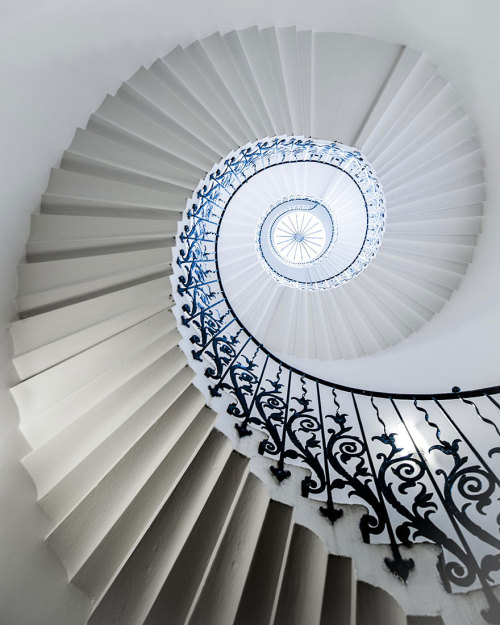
left=1, top=1, right=499, bottom=622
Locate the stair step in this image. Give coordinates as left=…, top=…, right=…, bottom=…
left=124, top=66, right=230, bottom=158
left=17, top=247, right=172, bottom=316
left=13, top=316, right=178, bottom=444
left=62, top=128, right=196, bottom=194
left=46, top=380, right=204, bottom=578
left=311, top=32, right=401, bottom=145
left=223, top=29, right=275, bottom=135
left=42, top=168, right=184, bottom=218
left=186, top=472, right=270, bottom=625
left=233, top=500, right=293, bottom=625
left=11, top=277, right=171, bottom=379
left=274, top=524, right=329, bottom=625
left=89, top=94, right=211, bottom=171
left=87, top=431, right=237, bottom=624
left=183, top=39, right=255, bottom=143
left=75, top=403, right=216, bottom=603
left=237, top=26, right=292, bottom=136
left=142, top=432, right=250, bottom=625
left=27, top=354, right=190, bottom=506
left=320, top=556, right=356, bottom=625
left=356, top=582, right=406, bottom=625
left=200, top=31, right=266, bottom=138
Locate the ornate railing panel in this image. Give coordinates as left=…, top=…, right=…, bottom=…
left=173, top=136, right=500, bottom=624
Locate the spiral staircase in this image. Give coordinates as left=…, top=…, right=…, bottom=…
left=9, top=27, right=499, bottom=625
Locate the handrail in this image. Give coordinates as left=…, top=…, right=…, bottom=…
left=174, top=136, right=500, bottom=625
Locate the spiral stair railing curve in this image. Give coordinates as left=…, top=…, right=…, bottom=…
left=173, top=136, right=500, bottom=625
left=8, top=28, right=493, bottom=625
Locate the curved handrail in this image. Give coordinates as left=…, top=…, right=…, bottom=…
left=174, top=136, right=500, bottom=624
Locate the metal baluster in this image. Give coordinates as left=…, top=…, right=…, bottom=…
left=434, top=399, right=500, bottom=487
left=191, top=316, right=235, bottom=361
left=234, top=352, right=270, bottom=438
left=181, top=298, right=225, bottom=326
left=470, top=393, right=500, bottom=438
left=206, top=335, right=251, bottom=397
left=178, top=279, right=220, bottom=293
left=353, top=394, right=415, bottom=582
left=177, top=257, right=216, bottom=266
left=269, top=368, right=293, bottom=483
left=394, top=398, right=500, bottom=624
left=315, top=382, right=343, bottom=523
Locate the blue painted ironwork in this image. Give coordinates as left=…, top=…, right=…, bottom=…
left=220, top=136, right=385, bottom=290
left=175, top=136, right=500, bottom=624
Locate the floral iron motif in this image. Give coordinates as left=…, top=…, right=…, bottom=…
left=174, top=136, right=500, bottom=624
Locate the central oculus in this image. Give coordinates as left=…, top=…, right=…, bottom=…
left=261, top=197, right=336, bottom=268
left=211, top=137, right=385, bottom=292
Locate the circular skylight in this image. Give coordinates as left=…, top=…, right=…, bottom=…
left=267, top=198, right=335, bottom=267
left=256, top=195, right=339, bottom=283
left=273, top=210, right=326, bottom=264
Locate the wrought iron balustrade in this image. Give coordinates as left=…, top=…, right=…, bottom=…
left=174, top=136, right=500, bottom=624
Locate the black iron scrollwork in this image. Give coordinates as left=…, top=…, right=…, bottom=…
left=175, top=136, right=500, bottom=624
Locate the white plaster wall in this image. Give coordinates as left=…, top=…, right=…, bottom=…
left=0, top=1, right=499, bottom=622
